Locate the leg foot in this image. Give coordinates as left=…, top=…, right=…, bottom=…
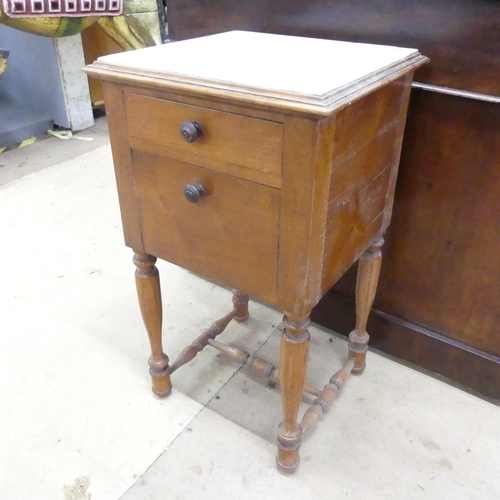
left=276, top=314, right=310, bottom=473
left=348, top=237, right=384, bottom=375
left=134, top=252, right=172, bottom=397
left=149, top=361, right=171, bottom=398
left=276, top=423, right=301, bottom=474
left=232, top=290, right=249, bottom=322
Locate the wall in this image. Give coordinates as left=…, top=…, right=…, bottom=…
left=0, top=25, right=93, bottom=147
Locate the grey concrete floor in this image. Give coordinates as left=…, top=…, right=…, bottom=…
left=0, top=118, right=499, bottom=500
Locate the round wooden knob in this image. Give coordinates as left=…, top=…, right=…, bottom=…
left=180, top=121, right=202, bottom=143
left=183, top=183, right=206, bottom=203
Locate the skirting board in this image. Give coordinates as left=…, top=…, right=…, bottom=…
left=311, top=291, right=500, bottom=401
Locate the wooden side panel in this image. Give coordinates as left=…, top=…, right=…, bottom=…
left=277, top=115, right=335, bottom=316
left=321, top=79, right=410, bottom=293
left=124, top=92, right=283, bottom=186
left=327, top=131, right=397, bottom=205
left=322, top=173, right=388, bottom=293
left=102, top=81, right=144, bottom=251
left=132, top=150, right=280, bottom=304
left=329, top=78, right=406, bottom=167
left=168, top=0, right=500, bottom=96
left=382, top=73, right=414, bottom=231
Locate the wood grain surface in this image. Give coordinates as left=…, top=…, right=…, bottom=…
left=131, top=150, right=280, bottom=304
left=380, top=90, right=500, bottom=355
left=321, top=77, right=412, bottom=294
left=125, top=92, right=284, bottom=187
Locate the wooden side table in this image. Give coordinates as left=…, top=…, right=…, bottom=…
left=85, top=31, right=427, bottom=473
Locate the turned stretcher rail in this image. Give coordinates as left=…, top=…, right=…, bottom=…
left=300, top=357, right=356, bottom=435
left=168, top=290, right=249, bottom=375
left=207, top=339, right=322, bottom=397
left=168, top=309, right=238, bottom=374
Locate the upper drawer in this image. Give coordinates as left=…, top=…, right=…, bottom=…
left=124, top=93, right=283, bottom=188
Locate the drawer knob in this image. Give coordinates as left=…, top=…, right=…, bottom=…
left=183, top=183, right=206, bottom=203
left=180, top=121, right=202, bottom=143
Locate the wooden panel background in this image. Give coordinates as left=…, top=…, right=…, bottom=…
left=168, top=0, right=500, bottom=97
left=167, top=0, right=500, bottom=399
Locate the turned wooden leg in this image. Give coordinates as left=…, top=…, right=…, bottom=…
left=133, top=252, right=172, bottom=397
left=348, top=237, right=384, bottom=375
left=276, top=314, right=310, bottom=474
left=232, top=290, right=249, bottom=322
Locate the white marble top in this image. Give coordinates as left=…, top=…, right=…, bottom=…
left=89, top=31, right=427, bottom=114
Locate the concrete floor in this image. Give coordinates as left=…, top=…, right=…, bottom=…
left=0, top=118, right=499, bottom=500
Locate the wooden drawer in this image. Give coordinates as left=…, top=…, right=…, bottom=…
left=125, top=93, right=283, bottom=188
left=132, top=150, right=280, bottom=304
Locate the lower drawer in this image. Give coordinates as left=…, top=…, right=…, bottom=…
left=131, top=150, right=280, bottom=304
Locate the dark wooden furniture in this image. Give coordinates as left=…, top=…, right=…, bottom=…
left=85, top=31, right=426, bottom=471
left=165, top=0, right=500, bottom=400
